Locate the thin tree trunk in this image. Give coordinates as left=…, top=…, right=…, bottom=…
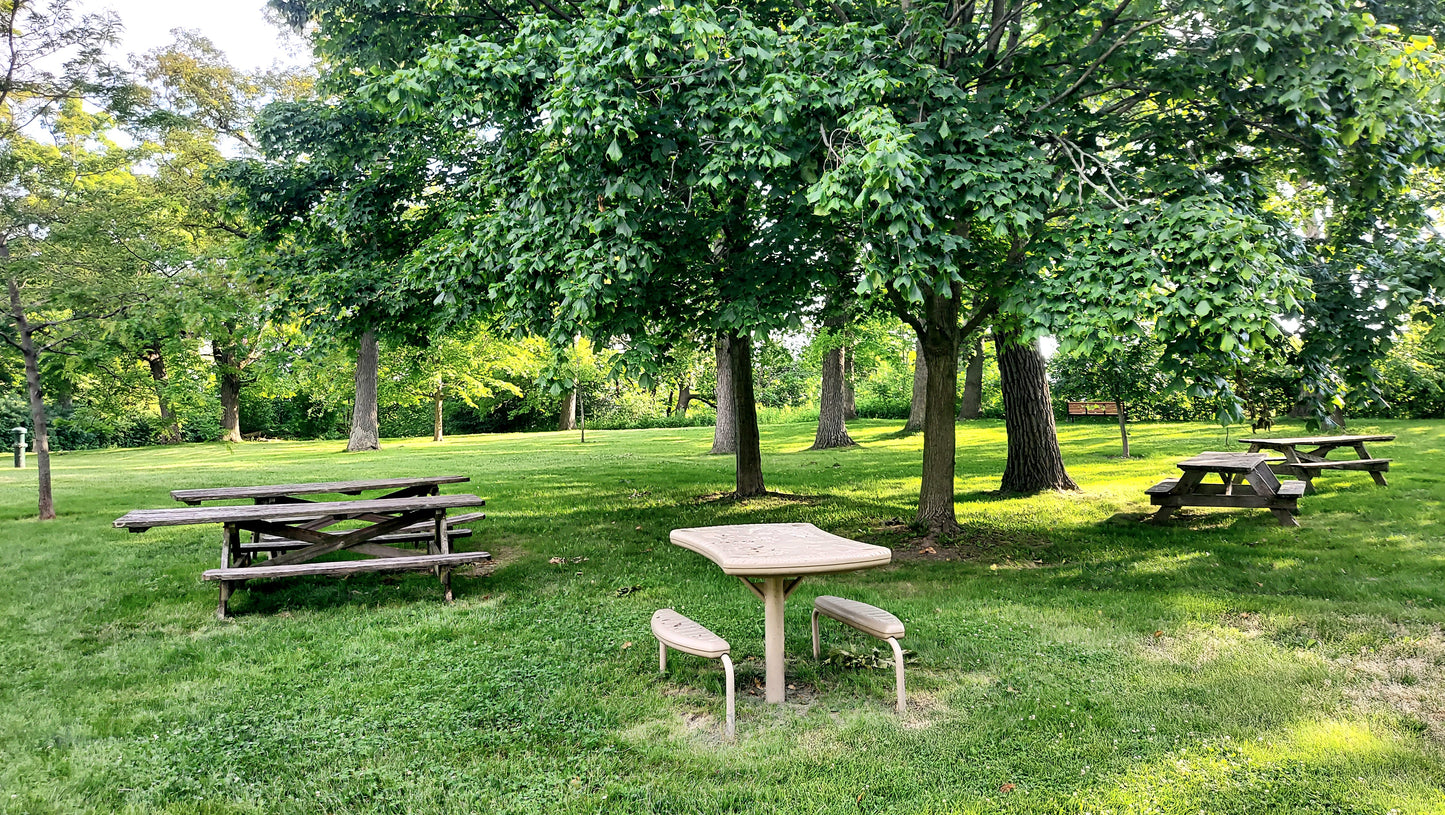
left=729, top=332, right=766, bottom=496
left=904, top=339, right=927, bottom=433
left=843, top=347, right=857, bottom=420
left=1117, top=395, right=1130, bottom=458
left=433, top=389, right=444, bottom=442
left=146, top=346, right=181, bottom=443
left=811, top=343, right=855, bottom=450
left=998, top=326, right=1078, bottom=492
left=347, top=329, right=380, bottom=451
left=914, top=292, right=960, bottom=532
left=8, top=274, right=55, bottom=520
left=710, top=335, right=737, bottom=455
left=676, top=379, right=692, bottom=416
left=958, top=336, right=984, bottom=420
left=559, top=389, right=577, bottom=431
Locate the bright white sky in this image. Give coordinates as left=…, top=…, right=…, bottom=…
left=84, top=0, right=312, bottom=71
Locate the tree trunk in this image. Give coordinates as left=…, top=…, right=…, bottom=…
left=998, top=327, right=1078, bottom=492
left=843, top=347, right=857, bottom=420
left=729, top=332, right=766, bottom=497
left=710, top=335, right=737, bottom=455
left=146, top=346, right=181, bottom=443
left=811, top=343, right=856, bottom=450
left=958, top=336, right=984, bottom=420
left=215, top=345, right=243, bottom=443
left=347, top=329, right=380, bottom=451
left=558, top=388, right=577, bottom=431
left=1117, top=395, right=1130, bottom=458
left=676, top=379, right=692, bottom=416
left=8, top=274, right=55, bottom=520
left=433, top=390, right=445, bottom=442
left=904, top=339, right=927, bottom=433
left=914, top=291, right=960, bottom=533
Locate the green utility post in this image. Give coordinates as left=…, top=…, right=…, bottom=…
left=11, top=427, right=25, bottom=469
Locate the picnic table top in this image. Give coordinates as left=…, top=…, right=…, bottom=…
left=1177, top=452, right=1270, bottom=473
left=115, top=494, right=485, bottom=531
left=669, top=522, right=892, bottom=577
left=1238, top=435, right=1395, bottom=447
left=170, top=475, right=469, bottom=504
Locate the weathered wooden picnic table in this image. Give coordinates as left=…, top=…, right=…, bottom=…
left=1146, top=452, right=1306, bottom=528
left=1238, top=435, right=1394, bottom=492
left=114, top=494, right=491, bottom=619
left=170, top=476, right=485, bottom=551
left=669, top=523, right=893, bottom=704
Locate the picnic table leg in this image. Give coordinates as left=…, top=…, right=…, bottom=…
left=1280, top=448, right=1314, bottom=493
left=440, top=567, right=454, bottom=603
left=763, top=576, right=787, bottom=704
left=1270, top=508, right=1300, bottom=528
left=217, top=580, right=233, bottom=620
left=221, top=524, right=240, bottom=569
left=1353, top=443, right=1389, bottom=486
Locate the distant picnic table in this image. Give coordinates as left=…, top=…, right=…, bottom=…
left=1238, top=435, right=1394, bottom=492
left=115, top=488, right=490, bottom=619
left=1147, top=451, right=1305, bottom=528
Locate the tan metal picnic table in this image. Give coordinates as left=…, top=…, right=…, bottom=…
left=1238, top=435, right=1394, bottom=492
left=114, top=494, right=490, bottom=619
left=1147, top=451, right=1306, bottom=527
left=668, top=522, right=892, bottom=704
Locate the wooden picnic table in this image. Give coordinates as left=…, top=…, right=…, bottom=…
left=669, top=523, right=892, bottom=704
left=114, top=494, right=491, bottom=619
left=1239, top=435, right=1393, bottom=491
left=1146, top=451, right=1306, bottom=528
left=171, top=475, right=469, bottom=505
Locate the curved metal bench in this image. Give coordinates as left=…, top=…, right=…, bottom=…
left=651, top=609, right=734, bottom=738
left=812, top=595, right=907, bottom=712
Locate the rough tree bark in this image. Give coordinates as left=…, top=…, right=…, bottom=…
left=710, top=335, right=737, bottom=455
left=675, top=378, right=692, bottom=416
left=729, top=332, right=766, bottom=497
left=810, top=341, right=856, bottom=450
left=214, top=345, right=243, bottom=443
left=958, top=336, right=984, bottom=420
left=8, top=273, right=55, bottom=520
left=347, top=329, right=380, bottom=451
left=433, top=388, right=445, bottom=442
left=912, top=291, right=961, bottom=532
left=998, top=326, right=1078, bottom=492
left=558, top=389, right=578, bottom=431
left=904, top=339, right=928, bottom=433
left=145, top=345, right=181, bottom=443
left=842, top=347, right=857, bottom=420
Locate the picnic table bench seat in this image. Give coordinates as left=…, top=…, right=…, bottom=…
left=1286, top=458, right=1391, bottom=471
left=811, top=596, right=907, bottom=712
left=652, top=609, right=735, bottom=738
left=204, top=551, right=492, bottom=618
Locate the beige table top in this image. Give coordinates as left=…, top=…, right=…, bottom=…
left=669, top=523, right=892, bottom=576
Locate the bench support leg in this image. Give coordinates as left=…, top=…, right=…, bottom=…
left=720, top=654, right=735, bottom=740
left=1270, top=508, right=1300, bottom=528
left=217, top=581, right=233, bottom=621
left=658, top=642, right=667, bottom=673
left=811, top=608, right=821, bottom=660
left=887, top=637, right=906, bottom=713
left=440, top=568, right=454, bottom=603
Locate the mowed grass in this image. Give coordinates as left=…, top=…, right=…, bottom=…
left=2, top=419, right=1444, bottom=814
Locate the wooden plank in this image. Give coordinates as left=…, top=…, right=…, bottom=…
left=244, top=528, right=474, bottom=551
left=114, top=494, right=484, bottom=530
left=257, top=511, right=427, bottom=567
left=1289, top=459, right=1391, bottom=470
left=202, top=551, right=491, bottom=581
left=1150, top=493, right=1299, bottom=510
left=1177, top=452, right=1269, bottom=473
left=171, top=475, right=469, bottom=505
left=1145, top=479, right=1180, bottom=495
left=1237, top=435, right=1395, bottom=447
left=1244, top=463, right=1281, bottom=498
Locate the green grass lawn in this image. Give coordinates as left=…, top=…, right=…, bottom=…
left=2, top=419, right=1443, bottom=814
